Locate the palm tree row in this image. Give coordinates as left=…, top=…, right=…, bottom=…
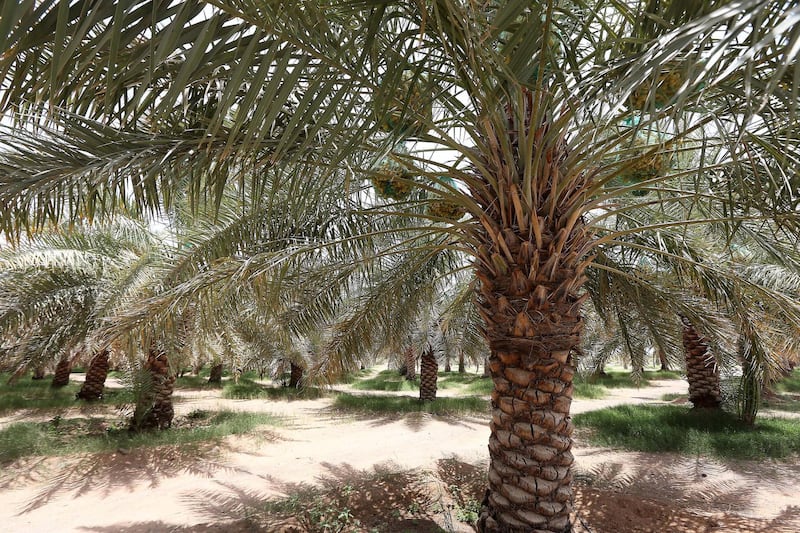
left=3, top=1, right=800, bottom=531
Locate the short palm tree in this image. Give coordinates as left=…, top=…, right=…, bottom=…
left=2, top=2, right=800, bottom=531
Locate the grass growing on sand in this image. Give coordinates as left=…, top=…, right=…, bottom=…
left=222, top=378, right=327, bottom=400
left=0, top=372, right=133, bottom=413
left=349, top=370, right=419, bottom=392
left=0, top=410, right=281, bottom=463
left=333, top=393, right=488, bottom=416
left=573, top=404, right=800, bottom=460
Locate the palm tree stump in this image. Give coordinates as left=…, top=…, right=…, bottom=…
left=419, top=347, right=438, bottom=401
left=289, top=362, right=304, bottom=388
left=76, top=349, right=110, bottom=401
left=31, top=367, right=45, bottom=380
left=681, top=318, right=722, bottom=409
left=51, top=356, right=71, bottom=388
left=208, top=363, right=223, bottom=384
left=133, top=349, right=176, bottom=430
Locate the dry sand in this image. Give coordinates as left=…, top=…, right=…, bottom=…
left=1, top=374, right=798, bottom=532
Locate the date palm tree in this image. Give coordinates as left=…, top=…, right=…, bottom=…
left=0, top=220, right=162, bottom=383
left=76, top=348, right=110, bottom=401
left=2, top=2, right=800, bottom=531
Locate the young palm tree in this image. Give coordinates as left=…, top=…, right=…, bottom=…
left=2, top=2, right=800, bottom=531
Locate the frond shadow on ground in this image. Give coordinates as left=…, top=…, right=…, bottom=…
left=169, top=454, right=800, bottom=533
left=12, top=441, right=262, bottom=515
left=572, top=450, right=800, bottom=533
left=178, top=460, right=458, bottom=532
left=78, top=520, right=264, bottom=532
left=15, top=451, right=800, bottom=533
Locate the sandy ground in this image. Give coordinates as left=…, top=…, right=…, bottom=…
left=1, top=374, right=799, bottom=533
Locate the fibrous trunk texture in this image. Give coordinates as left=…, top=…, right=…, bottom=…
left=657, top=348, right=670, bottom=372
left=32, top=367, right=45, bottom=380
left=458, top=351, right=466, bottom=374
left=51, top=356, right=71, bottom=388
left=208, top=363, right=223, bottom=384
left=289, top=362, right=304, bottom=388
left=681, top=317, right=721, bottom=409
left=76, top=349, right=110, bottom=401
left=404, top=346, right=416, bottom=381
left=133, top=349, right=175, bottom=430
left=419, top=347, right=438, bottom=401
left=472, top=102, right=591, bottom=532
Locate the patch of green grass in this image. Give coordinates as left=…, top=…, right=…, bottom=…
left=573, top=382, right=608, bottom=399
left=573, top=404, right=800, bottom=460
left=0, top=373, right=133, bottom=413
left=643, top=370, right=684, bottom=380
left=259, top=467, right=437, bottom=532
left=335, top=368, right=373, bottom=385
left=438, top=372, right=493, bottom=395
left=350, top=370, right=419, bottom=392
left=661, top=393, right=686, bottom=402
left=576, top=371, right=652, bottom=389
left=774, top=369, right=800, bottom=394
left=175, top=374, right=222, bottom=390
left=0, top=378, right=80, bottom=412
left=239, top=370, right=265, bottom=381
left=333, top=393, right=488, bottom=416
left=763, top=394, right=800, bottom=413
left=0, top=410, right=281, bottom=463
left=222, top=378, right=326, bottom=400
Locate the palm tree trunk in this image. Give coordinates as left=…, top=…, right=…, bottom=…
left=473, top=113, right=590, bottom=532
left=657, top=347, right=670, bottom=372
left=403, top=346, right=416, bottom=381
left=76, top=349, right=110, bottom=401
left=51, top=356, right=71, bottom=388
left=681, top=317, right=722, bottom=409
left=289, top=361, right=304, bottom=388
left=444, top=351, right=452, bottom=373
left=208, top=363, right=223, bottom=384
left=419, top=347, right=438, bottom=401
left=132, top=348, right=175, bottom=430
left=458, top=350, right=466, bottom=373
left=31, top=366, right=45, bottom=380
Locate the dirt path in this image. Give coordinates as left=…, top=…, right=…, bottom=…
left=1, top=376, right=798, bottom=532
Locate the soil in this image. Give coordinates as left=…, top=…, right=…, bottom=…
left=1, top=371, right=799, bottom=533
